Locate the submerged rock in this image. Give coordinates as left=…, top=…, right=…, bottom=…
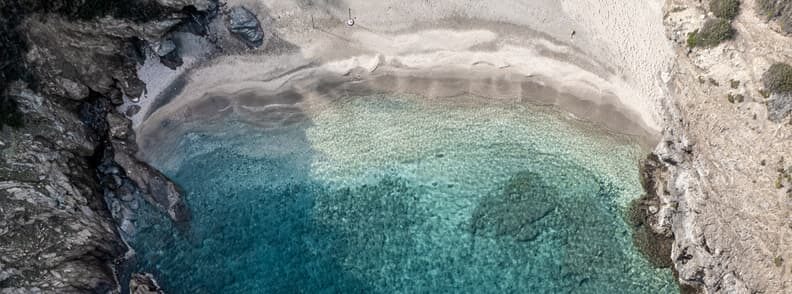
left=226, top=6, right=264, bottom=48
left=470, top=171, right=558, bottom=242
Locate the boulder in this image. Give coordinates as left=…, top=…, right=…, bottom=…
left=226, top=6, right=264, bottom=48
left=767, top=92, right=792, bottom=122
left=157, top=36, right=183, bottom=69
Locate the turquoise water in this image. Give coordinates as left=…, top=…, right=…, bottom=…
left=131, top=94, right=678, bottom=293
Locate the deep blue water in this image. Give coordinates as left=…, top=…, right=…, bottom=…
left=131, top=95, right=678, bottom=293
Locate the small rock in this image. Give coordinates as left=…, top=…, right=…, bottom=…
left=156, top=37, right=183, bottom=69
left=125, top=105, right=142, bottom=117
left=123, top=77, right=146, bottom=99
left=106, top=112, right=132, bottom=140
left=58, top=78, right=89, bottom=100
left=648, top=206, right=659, bottom=214
left=121, top=192, right=135, bottom=202
left=156, top=38, right=177, bottom=57
left=226, top=6, right=265, bottom=48
left=109, top=87, right=124, bottom=105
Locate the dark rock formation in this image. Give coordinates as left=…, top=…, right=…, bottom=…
left=106, top=111, right=191, bottom=224
left=157, top=36, right=184, bottom=69
left=130, top=273, right=164, bottom=294
left=631, top=153, right=674, bottom=268
left=1, top=84, right=125, bottom=293
left=226, top=6, right=264, bottom=48
left=0, top=0, right=215, bottom=292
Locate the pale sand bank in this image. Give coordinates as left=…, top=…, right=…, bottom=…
left=136, top=0, right=673, bottom=156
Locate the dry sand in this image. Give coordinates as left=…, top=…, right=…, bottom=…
left=136, top=0, right=674, bottom=155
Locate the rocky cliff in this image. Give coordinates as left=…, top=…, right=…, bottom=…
left=653, top=0, right=792, bottom=293
left=0, top=0, right=214, bottom=292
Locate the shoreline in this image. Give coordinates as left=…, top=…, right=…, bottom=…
left=136, top=62, right=661, bottom=156
left=136, top=34, right=666, bottom=155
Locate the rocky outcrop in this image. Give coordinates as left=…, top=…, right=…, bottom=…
left=106, top=110, right=191, bottom=225
left=226, top=6, right=264, bottom=48
left=0, top=85, right=125, bottom=293
left=0, top=0, right=216, bottom=292
left=129, top=273, right=164, bottom=294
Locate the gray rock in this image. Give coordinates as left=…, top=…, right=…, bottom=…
left=226, top=6, right=265, bottom=48
left=130, top=273, right=164, bottom=294
left=126, top=104, right=142, bottom=117
left=157, top=38, right=177, bottom=57
left=767, top=92, right=792, bottom=122
left=0, top=0, right=216, bottom=291
left=107, top=112, right=132, bottom=140
left=156, top=37, right=183, bottom=69
left=21, top=15, right=179, bottom=100
left=109, top=87, right=124, bottom=105
left=57, top=77, right=89, bottom=100
left=104, top=111, right=190, bottom=224
left=112, top=147, right=191, bottom=224
left=0, top=85, right=124, bottom=293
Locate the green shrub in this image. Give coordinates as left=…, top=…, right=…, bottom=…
left=763, top=63, right=792, bottom=93
left=0, top=95, right=23, bottom=129
left=687, top=30, right=700, bottom=48
left=710, top=0, right=741, bottom=20
left=688, top=18, right=735, bottom=48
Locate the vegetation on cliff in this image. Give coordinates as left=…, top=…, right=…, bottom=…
left=763, top=63, right=792, bottom=93
left=687, top=18, right=735, bottom=48
left=710, top=0, right=741, bottom=20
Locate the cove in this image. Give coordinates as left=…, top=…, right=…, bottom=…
left=130, top=93, right=678, bottom=293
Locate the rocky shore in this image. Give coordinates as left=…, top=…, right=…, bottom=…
left=0, top=0, right=217, bottom=292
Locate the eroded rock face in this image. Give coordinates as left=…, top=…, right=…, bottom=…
left=22, top=13, right=181, bottom=100
left=226, top=6, right=264, bottom=48
left=0, top=0, right=216, bottom=292
left=0, top=85, right=125, bottom=293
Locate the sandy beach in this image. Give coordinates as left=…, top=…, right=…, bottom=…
left=135, top=0, right=674, bottom=155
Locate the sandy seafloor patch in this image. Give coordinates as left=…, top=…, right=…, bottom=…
left=130, top=93, right=678, bottom=293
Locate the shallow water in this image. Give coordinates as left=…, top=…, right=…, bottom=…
left=131, top=94, right=678, bottom=293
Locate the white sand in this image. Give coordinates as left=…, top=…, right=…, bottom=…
left=136, top=0, right=674, bottom=153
